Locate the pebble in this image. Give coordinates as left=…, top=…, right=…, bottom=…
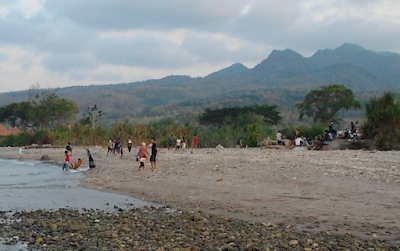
left=0, top=207, right=397, bottom=250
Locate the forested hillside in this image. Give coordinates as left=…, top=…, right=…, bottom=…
left=1, top=43, right=399, bottom=126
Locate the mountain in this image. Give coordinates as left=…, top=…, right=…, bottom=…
left=252, top=49, right=308, bottom=75
left=1, top=43, right=400, bottom=125
left=206, top=63, right=249, bottom=78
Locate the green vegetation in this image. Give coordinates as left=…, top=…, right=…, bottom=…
left=296, top=84, right=361, bottom=125
left=363, top=92, right=400, bottom=150
left=0, top=83, right=398, bottom=151
left=0, top=89, right=79, bottom=130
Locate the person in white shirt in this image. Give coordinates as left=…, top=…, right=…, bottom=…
left=295, top=137, right=303, bottom=147
left=276, top=131, right=283, bottom=145
left=175, top=137, right=182, bottom=151
left=19, top=146, right=23, bottom=161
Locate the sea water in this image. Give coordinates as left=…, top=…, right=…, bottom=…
left=0, top=158, right=156, bottom=250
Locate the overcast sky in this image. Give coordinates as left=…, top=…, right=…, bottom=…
left=1, top=0, right=400, bottom=93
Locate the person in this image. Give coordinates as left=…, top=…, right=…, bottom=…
left=329, top=120, right=337, bottom=137
left=70, top=158, right=83, bottom=169
left=324, top=130, right=333, bottom=141
left=354, top=121, right=360, bottom=133
left=150, top=137, right=157, bottom=170
left=66, top=142, right=73, bottom=156
left=350, top=122, right=355, bottom=134
left=107, top=139, right=113, bottom=156
left=237, top=138, right=243, bottom=148
left=19, top=146, right=23, bottom=161
left=137, top=142, right=150, bottom=171
left=175, top=137, right=182, bottom=151
left=114, top=138, right=121, bottom=154
left=86, top=149, right=96, bottom=168
left=276, top=131, right=283, bottom=145
left=167, top=135, right=174, bottom=150
left=120, top=145, right=124, bottom=158
left=314, top=136, right=324, bottom=150
left=295, top=128, right=300, bottom=138
left=127, top=138, right=133, bottom=153
left=63, top=150, right=69, bottom=171
left=193, top=134, right=198, bottom=149
left=295, top=137, right=303, bottom=146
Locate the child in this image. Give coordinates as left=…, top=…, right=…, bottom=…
left=63, top=151, right=69, bottom=171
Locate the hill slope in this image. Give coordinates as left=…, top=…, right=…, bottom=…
left=0, top=43, right=399, bottom=125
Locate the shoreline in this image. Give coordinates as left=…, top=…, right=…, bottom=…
left=1, top=146, right=400, bottom=245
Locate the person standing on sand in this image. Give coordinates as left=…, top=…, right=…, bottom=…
left=167, top=135, right=174, bottom=150
left=276, top=131, right=283, bottom=145
left=107, top=140, right=113, bottom=156
left=63, top=150, right=69, bottom=171
left=193, top=134, right=198, bottom=148
left=86, top=149, right=96, bottom=168
left=175, top=137, right=182, bottom=151
left=150, top=137, right=157, bottom=170
left=127, top=138, right=133, bottom=153
left=137, top=142, right=150, bottom=171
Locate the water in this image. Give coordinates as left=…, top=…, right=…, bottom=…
left=0, top=158, right=156, bottom=250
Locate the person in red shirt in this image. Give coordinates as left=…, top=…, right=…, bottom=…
left=63, top=151, right=69, bottom=171
left=193, top=134, right=198, bottom=148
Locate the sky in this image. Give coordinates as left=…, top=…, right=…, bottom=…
left=1, top=0, right=400, bottom=93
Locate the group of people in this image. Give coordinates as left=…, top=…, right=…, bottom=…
left=63, top=134, right=199, bottom=171
left=274, top=120, right=361, bottom=150
left=136, top=138, right=157, bottom=171
left=63, top=142, right=96, bottom=170
left=107, top=138, right=124, bottom=157
left=167, top=134, right=198, bottom=151
left=106, top=137, right=158, bottom=171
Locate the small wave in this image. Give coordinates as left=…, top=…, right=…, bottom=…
left=27, top=172, right=46, bottom=176
left=68, top=167, right=90, bottom=173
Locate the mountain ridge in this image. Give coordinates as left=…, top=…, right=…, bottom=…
left=1, top=43, right=399, bottom=125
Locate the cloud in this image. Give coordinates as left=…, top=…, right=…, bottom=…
left=1, top=0, right=400, bottom=92
left=0, top=52, right=8, bottom=61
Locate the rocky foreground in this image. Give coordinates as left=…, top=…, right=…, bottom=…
left=0, top=207, right=398, bottom=251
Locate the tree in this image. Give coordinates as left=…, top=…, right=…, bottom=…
left=0, top=87, right=79, bottom=130
left=363, top=92, right=400, bottom=150
left=0, top=102, right=36, bottom=130
left=87, top=104, right=102, bottom=129
left=296, top=84, right=360, bottom=125
left=199, top=104, right=281, bottom=128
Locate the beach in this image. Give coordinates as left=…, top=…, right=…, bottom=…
left=0, top=145, right=399, bottom=249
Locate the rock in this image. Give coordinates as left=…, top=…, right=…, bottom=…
left=259, top=138, right=271, bottom=146
left=283, top=139, right=292, bottom=146
left=216, top=144, right=224, bottom=149
left=40, top=155, right=50, bottom=161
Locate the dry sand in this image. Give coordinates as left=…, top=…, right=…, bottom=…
left=1, top=145, right=399, bottom=244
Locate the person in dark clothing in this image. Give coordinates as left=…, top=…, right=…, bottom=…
left=150, top=137, right=157, bottom=170
left=86, top=149, right=96, bottom=168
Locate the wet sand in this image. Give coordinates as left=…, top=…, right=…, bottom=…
left=1, top=145, right=399, bottom=244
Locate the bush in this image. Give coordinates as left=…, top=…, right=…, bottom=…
left=363, top=92, right=400, bottom=150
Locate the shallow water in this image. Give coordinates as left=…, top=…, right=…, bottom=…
left=0, top=158, right=156, bottom=250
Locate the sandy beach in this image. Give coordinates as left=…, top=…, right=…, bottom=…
left=1, top=145, right=399, bottom=245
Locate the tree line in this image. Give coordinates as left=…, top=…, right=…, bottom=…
left=0, top=84, right=399, bottom=150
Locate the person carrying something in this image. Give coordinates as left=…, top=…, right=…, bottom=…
left=137, top=142, right=150, bottom=171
